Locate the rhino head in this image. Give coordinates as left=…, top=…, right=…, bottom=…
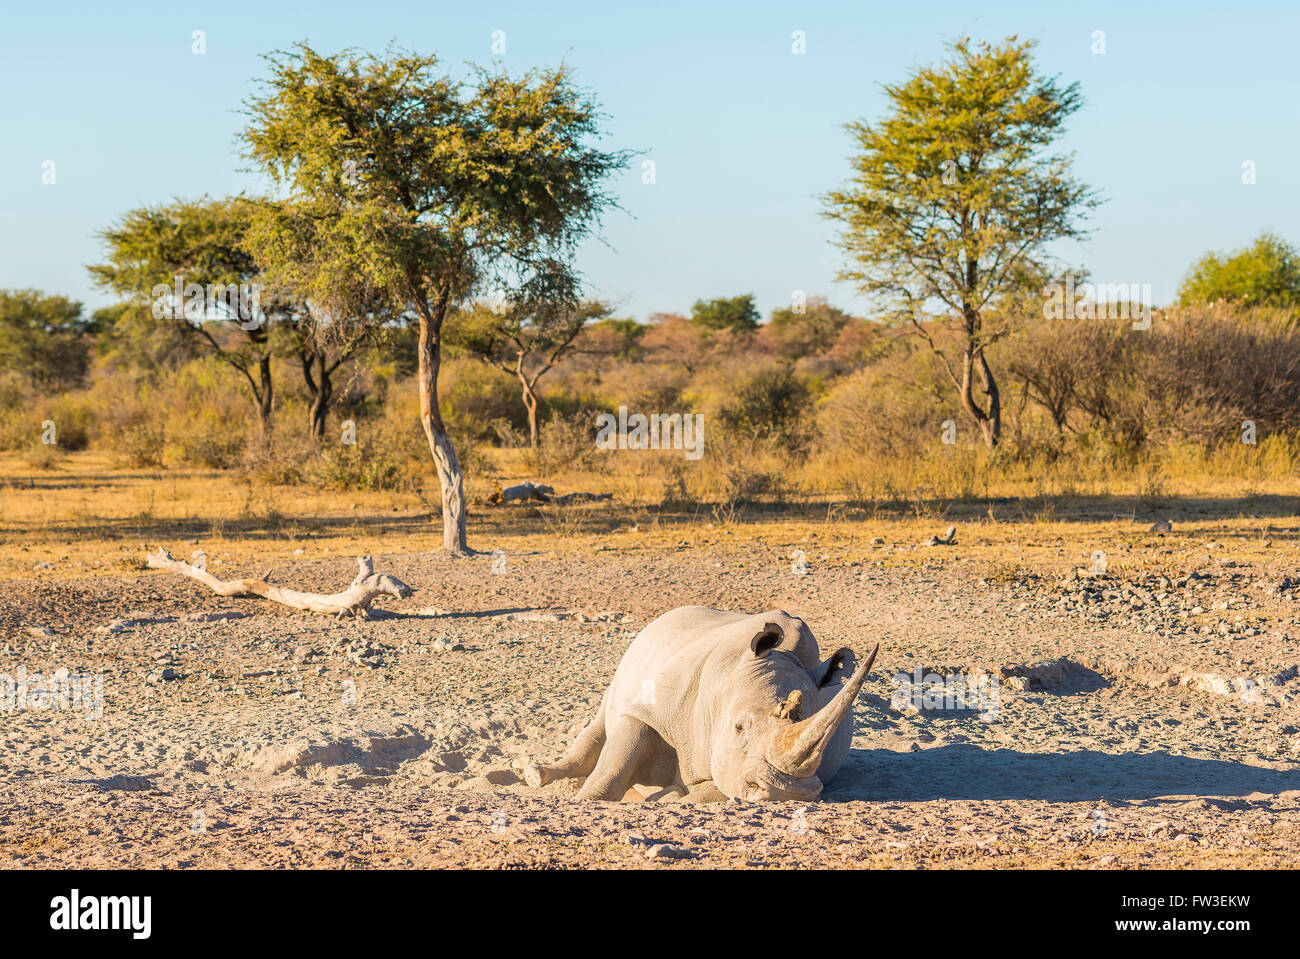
left=709, top=622, right=878, bottom=802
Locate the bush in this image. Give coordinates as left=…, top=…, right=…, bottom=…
left=1001, top=306, right=1300, bottom=450
left=315, top=443, right=413, bottom=492
left=815, top=348, right=955, bottom=460
left=440, top=359, right=528, bottom=444
left=115, top=423, right=167, bottom=469
left=718, top=364, right=813, bottom=454
left=525, top=413, right=607, bottom=475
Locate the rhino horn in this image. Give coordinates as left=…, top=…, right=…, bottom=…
left=768, top=643, right=878, bottom=778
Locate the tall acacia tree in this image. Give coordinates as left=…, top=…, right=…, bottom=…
left=824, top=36, right=1097, bottom=447
left=242, top=43, right=629, bottom=554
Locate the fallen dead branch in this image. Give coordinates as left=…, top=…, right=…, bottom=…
left=920, top=525, right=957, bottom=547
left=146, top=548, right=414, bottom=619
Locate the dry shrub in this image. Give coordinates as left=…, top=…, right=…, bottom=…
left=524, top=412, right=608, bottom=475
left=814, top=348, right=954, bottom=462
left=1002, top=306, right=1300, bottom=450
left=441, top=358, right=528, bottom=445
left=117, top=423, right=166, bottom=468
left=716, top=362, right=814, bottom=456
left=657, top=457, right=698, bottom=510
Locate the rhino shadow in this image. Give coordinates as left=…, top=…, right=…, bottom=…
left=824, top=743, right=1300, bottom=802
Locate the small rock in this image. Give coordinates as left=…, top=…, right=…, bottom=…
left=645, top=843, right=694, bottom=861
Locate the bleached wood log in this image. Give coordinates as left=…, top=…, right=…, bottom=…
left=146, top=548, right=414, bottom=619
left=496, top=482, right=555, bottom=504
left=491, top=482, right=612, bottom=506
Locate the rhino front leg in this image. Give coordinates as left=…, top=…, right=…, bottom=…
left=574, top=717, right=662, bottom=801
left=668, top=781, right=727, bottom=804
left=524, top=712, right=607, bottom=788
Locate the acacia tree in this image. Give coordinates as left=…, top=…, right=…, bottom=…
left=451, top=295, right=613, bottom=448
left=297, top=311, right=374, bottom=440
left=88, top=196, right=299, bottom=436
left=763, top=297, right=854, bottom=359
left=823, top=36, right=1097, bottom=447
left=241, top=43, right=629, bottom=554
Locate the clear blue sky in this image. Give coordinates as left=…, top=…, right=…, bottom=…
left=2, top=0, right=1297, bottom=321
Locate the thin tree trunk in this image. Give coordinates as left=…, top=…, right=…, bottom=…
left=521, top=377, right=539, bottom=449
left=301, top=350, right=337, bottom=441
left=976, top=349, right=1001, bottom=447
left=310, top=354, right=331, bottom=440
left=257, top=354, right=274, bottom=436
left=956, top=301, right=1000, bottom=448
left=414, top=282, right=470, bottom=556
left=301, top=352, right=320, bottom=440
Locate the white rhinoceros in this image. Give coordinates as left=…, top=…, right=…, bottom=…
left=525, top=606, right=878, bottom=802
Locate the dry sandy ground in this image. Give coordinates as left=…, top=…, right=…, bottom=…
left=3, top=520, right=1300, bottom=868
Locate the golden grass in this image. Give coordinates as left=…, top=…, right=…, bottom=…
left=2, top=450, right=1299, bottom=583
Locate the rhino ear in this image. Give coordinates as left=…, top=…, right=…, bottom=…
left=811, top=646, right=857, bottom=688
left=750, top=623, right=785, bottom=657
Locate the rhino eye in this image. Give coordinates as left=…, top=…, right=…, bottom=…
left=734, top=722, right=746, bottom=735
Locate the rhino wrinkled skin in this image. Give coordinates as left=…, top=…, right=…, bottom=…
left=525, top=606, right=878, bottom=802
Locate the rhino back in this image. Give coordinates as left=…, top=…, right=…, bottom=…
left=604, top=607, right=738, bottom=717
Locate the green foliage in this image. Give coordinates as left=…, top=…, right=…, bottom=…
left=87, top=195, right=293, bottom=430
left=1178, top=232, right=1300, bottom=313
left=241, top=42, right=633, bottom=319
left=0, top=289, right=96, bottom=390
left=765, top=297, right=854, bottom=358
left=691, top=294, right=759, bottom=333
left=718, top=365, right=813, bottom=452
left=823, top=36, right=1097, bottom=445
left=824, top=36, right=1095, bottom=316
left=88, top=196, right=260, bottom=308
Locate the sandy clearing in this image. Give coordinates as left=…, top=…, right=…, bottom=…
left=3, top=535, right=1300, bottom=868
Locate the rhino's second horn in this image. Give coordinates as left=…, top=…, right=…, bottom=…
left=767, top=643, right=879, bottom=778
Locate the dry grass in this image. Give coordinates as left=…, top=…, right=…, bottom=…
left=2, top=450, right=1298, bottom=585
